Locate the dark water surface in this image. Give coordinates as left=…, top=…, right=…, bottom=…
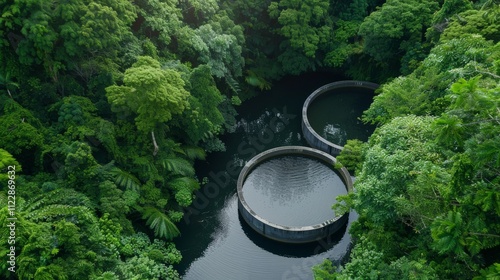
left=307, top=87, right=375, bottom=146
left=242, top=155, right=347, bottom=227
left=175, top=73, right=367, bottom=279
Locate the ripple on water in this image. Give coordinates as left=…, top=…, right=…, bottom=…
left=241, top=155, right=347, bottom=227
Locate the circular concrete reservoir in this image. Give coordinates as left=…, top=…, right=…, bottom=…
left=302, top=80, right=379, bottom=156
left=237, top=146, right=353, bottom=243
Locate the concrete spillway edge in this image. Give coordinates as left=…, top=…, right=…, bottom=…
left=302, top=80, right=379, bottom=156
left=237, top=146, right=353, bottom=243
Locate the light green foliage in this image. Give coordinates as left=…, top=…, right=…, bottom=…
left=0, top=149, right=21, bottom=182
left=98, top=213, right=123, bottom=258
left=334, top=237, right=385, bottom=279
left=354, top=115, right=447, bottom=226
left=116, top=256, right=180, bottom=280
left=169, top=176, right=199, bottom=206
left=474, top=263, right=500, bottom=280
left=312, top=259, right=336, bottom=280
left=115, top=232, right=181, bottom=279
left=327, top=5, right=500, bottom=277
left=106, top=56, right=189, bottom=133
left=0, top=188, right=113, bottom=279
left=363, top=34, right=494, bottom=125
left=335, top=139, right=366, bottom=175
left=442, top=9, right=500, bottom=42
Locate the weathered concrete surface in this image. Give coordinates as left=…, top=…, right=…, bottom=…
left=302, top=80, right=379, bottom=156
left=237, top=146, right=353, bottom=243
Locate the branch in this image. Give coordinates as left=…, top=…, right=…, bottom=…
left=151, top=131, right=159, bottom=156
left=469, top=232, right=500, bottom=238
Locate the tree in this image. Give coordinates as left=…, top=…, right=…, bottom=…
left=172, top=65, right=224, bottom=144
left=106, top=56, right=189, bottom=156
left=268, top=0, right=331, bottom=58
left=176, top=12, right=245, bottom=93
left=358, top=0, right=439, bottom=73
left=0, top=0, right=136, bottom=84
left=353, top=115, right=445, bottom=227
left=0, top=96, right=44, bottom=155
left=134, top=0, right=182, bottom=47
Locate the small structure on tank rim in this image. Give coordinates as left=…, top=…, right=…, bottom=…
left=302, top=80, right=379, bottom=156
left=236, top=146, right=353, bottom=244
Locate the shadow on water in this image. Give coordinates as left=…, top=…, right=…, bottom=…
left=238, top=212, right=348, bottom=258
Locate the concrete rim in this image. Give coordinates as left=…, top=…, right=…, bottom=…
left=237, top=146, right=353, bottom=243
left=301, top=80, right=379, bottom=156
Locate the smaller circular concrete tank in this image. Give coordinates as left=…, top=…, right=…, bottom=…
left=302, top=80, right=379, bottom=156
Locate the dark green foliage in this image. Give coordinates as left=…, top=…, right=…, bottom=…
left=3, top=0, right=499, bottom=279
left=359, top=0, right=440, bottom=74
left=0, top=97, right=44, bottom=155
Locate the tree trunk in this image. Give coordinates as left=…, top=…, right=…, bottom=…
left=151, top=131, right=159, bottom=156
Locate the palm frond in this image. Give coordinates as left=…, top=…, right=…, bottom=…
left=160, top=157, right=195, bottom=176
left=181, top=145, right=206, bottom=160
left=109, top=167, right=141, bottom=192
left=142, top=207, right=180, bottom=240
left=23, top=188, right=94, bottom=213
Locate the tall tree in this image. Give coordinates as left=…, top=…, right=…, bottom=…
left=106, top=56, right=189, bottom=156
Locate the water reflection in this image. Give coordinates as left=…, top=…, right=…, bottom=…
left=238, top=212, right=347, bottom=258
left=242, top=156, right=346, bottom=227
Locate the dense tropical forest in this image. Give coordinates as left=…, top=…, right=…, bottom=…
left=0, top=0, right=499, bottom=279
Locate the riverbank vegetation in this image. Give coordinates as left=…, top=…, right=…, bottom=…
left=316, top=1, right=500, bottom=279
left=0, top=0, right=498, bottom=279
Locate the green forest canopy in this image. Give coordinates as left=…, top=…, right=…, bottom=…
left=0, top=0, right=498, bottom=279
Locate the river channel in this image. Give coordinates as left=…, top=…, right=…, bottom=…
left=175, top=72, right=372, bottom=279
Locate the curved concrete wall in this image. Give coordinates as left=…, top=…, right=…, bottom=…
left=302, top=80, right=379, bottom=156
left=237, top=146, right=353, bottom=243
